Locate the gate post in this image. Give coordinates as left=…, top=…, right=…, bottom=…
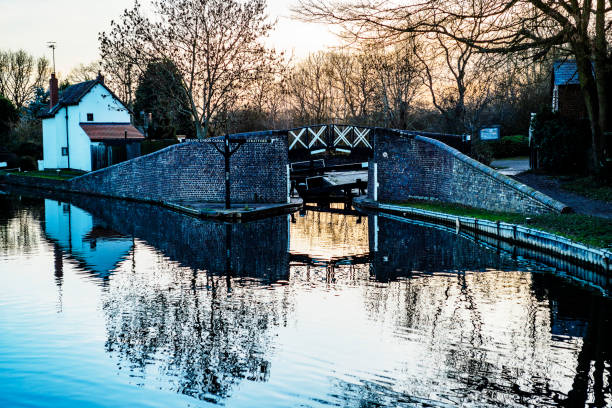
left=372, top=162, right=378, bottom=202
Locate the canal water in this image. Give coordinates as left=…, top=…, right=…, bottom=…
left=1, top=191, right=611, bottom=407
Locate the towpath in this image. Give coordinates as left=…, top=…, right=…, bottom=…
left=513, top=172, right=612, bottom=219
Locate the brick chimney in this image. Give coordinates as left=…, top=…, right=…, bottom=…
left=96, top=70, right=104, bottom=84
left=49, top=73, right=58, bottom=109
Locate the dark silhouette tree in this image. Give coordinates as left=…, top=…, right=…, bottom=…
left=0, top=95, right=18, bottom=144
left=133, top=60, right=194, bottom=139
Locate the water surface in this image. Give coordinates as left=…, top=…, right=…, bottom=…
left=0, top=192, right=611, bottom=407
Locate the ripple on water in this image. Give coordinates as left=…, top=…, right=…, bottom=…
left=0, top=195, right=610, bottom=408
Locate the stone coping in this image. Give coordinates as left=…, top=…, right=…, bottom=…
left=354, top=197, right=611, bottom=272
left=164, top=198, right=303, bottom=221
left=1, top=174, right=301, bottom=222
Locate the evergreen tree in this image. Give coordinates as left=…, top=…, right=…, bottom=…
left=0, top=95, right=18, bottom=144
left=133, top=60, right=194, bottom=139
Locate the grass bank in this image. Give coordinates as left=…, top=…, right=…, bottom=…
left=561, top=176, right=612, bottom=203
left=0, top=169, right=85, bottom=180
left=391, top=200, right=612, bottom=249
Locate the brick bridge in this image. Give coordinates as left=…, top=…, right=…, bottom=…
left=58, top=125, right=566, bottom=215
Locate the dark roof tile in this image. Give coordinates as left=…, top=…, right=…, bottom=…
left=40, top=79, right=130, bottom=118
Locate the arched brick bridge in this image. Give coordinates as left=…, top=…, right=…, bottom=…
left=63, top=124, right=567, bottom=215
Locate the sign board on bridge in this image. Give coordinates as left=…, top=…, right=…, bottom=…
left=479, top=126, right=500, bottom=140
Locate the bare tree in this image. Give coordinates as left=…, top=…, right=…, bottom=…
left=100, top=0, right=279, bottom=139
left=368, top=43, right=421, bottom=129
left=0, top=49, right=50, bottom=109
left=67, top=61, right=102, bottom=83
left=286, top=52, right=336, bottom=124
left=296, top=0, right=612, bottom=174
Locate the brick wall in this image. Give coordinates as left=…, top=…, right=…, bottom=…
left=69, top=137, right=288, bottom=204
left=368, top=132, right=568, bottom=214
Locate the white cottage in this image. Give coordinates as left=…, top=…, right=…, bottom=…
left=41, top=72, right=144, bottom=172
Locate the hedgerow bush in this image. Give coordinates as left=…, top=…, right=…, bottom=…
left=488, top=134, right=529, bottom=158
left=532, top=109, right=589, bottom=173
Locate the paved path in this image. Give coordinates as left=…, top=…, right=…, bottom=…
left=513, top=173, right=612, bottom=219
left=490, top=157, right=530, bottom=176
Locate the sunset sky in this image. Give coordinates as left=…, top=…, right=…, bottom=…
left=0, top=0, right=340, bottom=75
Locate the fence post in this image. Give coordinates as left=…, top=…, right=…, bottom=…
left=373, top=162, right=378, bottom=202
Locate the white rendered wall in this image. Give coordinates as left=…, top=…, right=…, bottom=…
left=78, top=84, right=130, bottom=123
left=67, top=105, right=92, bottom=172
left=53, top=108, right=69, bottom=169
left=42, top=118, right=57, bottom=169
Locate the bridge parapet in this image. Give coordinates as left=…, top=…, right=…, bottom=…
left=69, top=134, right=289, bottom=204
left=286, top=124, right=470, bottom=156
left=368, top=130, right=569, bottom=215
left=288, top=124, right=373, bottom=155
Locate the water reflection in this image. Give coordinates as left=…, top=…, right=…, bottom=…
left=41, top=193, right=290, bottom=283
left=368, top=215, right=513, bottom=281
left=40, top=193, right=290, bottom=402
left=0, top=192, right=611, bottom=407
left=44, top=199, right=134, bottom=279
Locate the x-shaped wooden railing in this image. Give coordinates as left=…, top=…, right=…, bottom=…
left=288, top=124, right=374, bottom=154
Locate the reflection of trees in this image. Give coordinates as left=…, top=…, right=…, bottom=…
left=0, top=195, right=44, bottom=255
left=102, top=263, right=291, bottom=402
left=531, top=273, right=612, bottom=407
left=362, top=216, right=607, bottom=405
left=358, top=270, right=581, bottom=406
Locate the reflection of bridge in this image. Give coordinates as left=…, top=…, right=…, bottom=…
left=290, top=253, right=370, bottom=268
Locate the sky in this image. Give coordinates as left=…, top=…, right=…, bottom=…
left=0, top=0, right=340, bottom=75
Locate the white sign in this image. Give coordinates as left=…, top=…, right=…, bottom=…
left=480, top=127, right=500, bottom=140
left=0, top=162, right=7, bottom=168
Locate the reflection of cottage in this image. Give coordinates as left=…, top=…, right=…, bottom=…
left=41, top=72, right=144, bottom=172
left=44, top=199, right=133, bottom=279
left=552, top=60, right=586, bottom=119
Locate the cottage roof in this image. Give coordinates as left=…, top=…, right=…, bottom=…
left=80, top=123, right=145, bottom=141
left=40, top=78, right=130, bottom=118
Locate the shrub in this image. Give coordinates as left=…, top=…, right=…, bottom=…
left=470, top=141, right=494, bottom=166
left=15, top=142, right=42, bottom=159
left=0, top=96, right=19, bottom=144
left=533, top=109, right=589, bottom=173
left=141, top=139, right=179, bottom=155
left=0, top=149, right=19, bottom=168
left=19, top=155, right=37, bottom=171
left=488, top=134, right=529, bottom=158
left=10, top=119, right=42, bottom=146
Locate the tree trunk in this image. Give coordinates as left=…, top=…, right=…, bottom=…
left=593, top=0, right=610, bottom=178
left=574, top=51, right=604, bottom=175
left=194, top=120, right=204, bottom=139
